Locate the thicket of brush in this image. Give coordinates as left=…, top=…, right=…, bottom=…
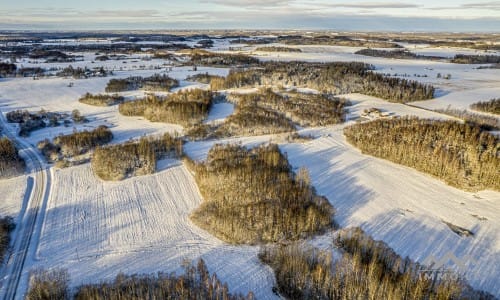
left=210, top=62, right=434, bottom=103
left=188, top=144, right=334, bottom=244
left=470, top=98, right=500, bottom=115
left=38, top=126, right=113, bottom=161
left=105, top=74, right=179, bottom=92
left=0, top=137, right=24, bottom=178
left=0, top=216, right=15, bottom=263
left=119, top=89, right=213, bottom=126
left=260, top=227, right=493, bottom=300
left=78, top=93, right=124, bottom=106
left=26, top=260, right=253, bottom=300
left=344, top=117, right=499, bottom=191
left=92, top=133, right=182, bottom=180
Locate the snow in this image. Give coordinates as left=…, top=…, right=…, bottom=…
left=33, top=161, right=277, bottom=299
left=0, top=176, right=27, bottom=220
left=204, top=102, right=234, bottom=125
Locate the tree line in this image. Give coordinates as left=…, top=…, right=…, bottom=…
left=0, top=216, right=15, bottom=264
left=344, top=117, right=499, bottom=191
left=187, top=143, right=334, bottom=244
left=451, top=54, right=500, bottom=64
left=186, top=49, right=259, bottom=67
left=78, top=93, right=124, bottom=106
left=259, top=227, right=494, bottom=299
left=0, top=137, right=25, bottom=178
left=26, top=259, right=253, bottom=300
left=255, top=46, right=302, bottom=53
left=105, top=74, right=179, bottom=93
left=470, top=98, right=500, bottom=115
left=355, top=48, right=445, bottom=60
left=119, top=89, right=213, bottom=127
left=434, top=107, right=499, bottom=131
left=92, top=133, right=182, bottom=181
left=210, top=61, right=435, bottom=103
left=37, top=125, right=113, bottom=162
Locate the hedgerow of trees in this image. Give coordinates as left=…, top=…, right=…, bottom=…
left=105, top=74, right=179, bottom=93
left=0, top=137, right=25, bottom=178
left=92, top=133, right=182, bottom=180
left=344, top=117, right=499, bottom=191
left=210, top=62, right=434, bottom=103
left=78, top=93, right=124, bottom=106
left=38, top=125, right=113, bottom=161
left=0, top=216, right=15, bottom=264
left=119, top=89, right=213, bottom=126
left=259, top=227, right=494, bottom=299
left=255, top=46, right=302, bottom=52
left=188, top=144, right=334, bottom=244
left=470, top=98, right=500, bottom=115
left=451, top=54, right=500, bottom=64
left=26, top=260, right=254, bottom=300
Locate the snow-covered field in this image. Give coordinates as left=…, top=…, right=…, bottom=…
left=1, top=41, right=499, bottom=298
left=33, top=160, right=277, bottom=299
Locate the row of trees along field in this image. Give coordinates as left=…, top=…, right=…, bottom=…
left=187, top=143, right=334, bottom=244
left=470, top=98, right=500, bottom=115
left=187, top=89, right=348, bottom=140
left=209, top=62, right=435, bottom=103
left=0, top=137, right=25, bottom=178
left=105, top=74, right=179, bottom=93
left=344, top=117, right=499, bottom=191
left=92, top=133, right=182, bottom=181
left=37, top=125, right=113, bottom=161
left=0, top=216, right=15, bottom=264
left=434, top=108, right=499, bottom=131
left=119, top=89, right=213, bottom=126
left=78, top=93, right=124, bottom=106
left=26, top=259, right=254, bottom=300
left=260, top=227, right=494, bottom=300
left=451, top=54, right=500, bottom=64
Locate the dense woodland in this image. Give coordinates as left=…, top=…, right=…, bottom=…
left=186, top=49, right=259, bottom=67
left=278, top=35, right=402, bottom=48
left=355, top=48, right=445, bottom=60
left=188, top=144, right=334, bottom=244
left=78, top=93, right=124, bottom=106
left=0, top=137, right=25, bottom=178
left=344, top=117, right=499, bottom=191
left=470, top=98, right=500, bottom=115
left=260, top=227, right=493, bottom=300
left=0, top=216, right=15, bottom=264
left=26, top=260, right=253, bottom=300
left=119, top=89, right=213, bottom=127
left=255, top=46, right=302, bottom=52
left=451, top=54, right=500, bottom=64
left=92, top=133, right=182, bottom=180
left=210, top=62, right=434, bottom=103
left=105, top=74, right=179, bottom=92
left=38, top=125, right=113, bottom=161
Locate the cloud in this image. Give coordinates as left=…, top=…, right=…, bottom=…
left=462, top=1, right=500, bottom=10
left=200, top=0, right=290, bottom=8
left=325, top=2, right=420, bottom=9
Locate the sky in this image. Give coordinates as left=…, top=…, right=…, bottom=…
left=0, top=0, right=499, bottom=32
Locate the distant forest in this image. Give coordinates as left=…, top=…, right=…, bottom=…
left=209, top=61, right=434, bottom=103
left=105, top=74, right=179, bottom=93
left=188, top=144, right=334, bottom=244
left=344, top=117, right=499, bottom=191
left=451, top=54, right=500, bottom=64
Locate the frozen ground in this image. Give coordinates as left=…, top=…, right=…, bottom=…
left=1, top=42, right=499, bottom=298
left=33, top=160, right=277, bottom=299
